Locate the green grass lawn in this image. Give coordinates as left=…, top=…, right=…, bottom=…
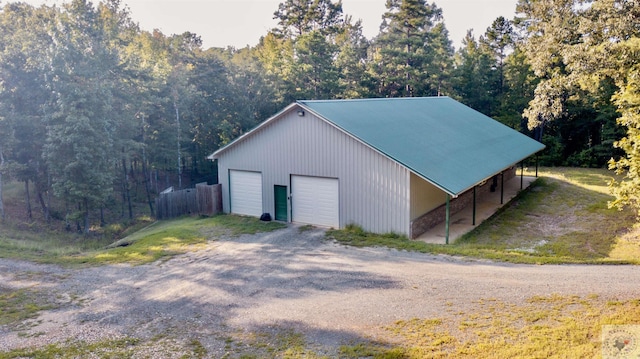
left=0, top=214, right=286, bottom=267
left=337, top=294, right=640, bottom=359
left=327, top=167, right=640, bottom=264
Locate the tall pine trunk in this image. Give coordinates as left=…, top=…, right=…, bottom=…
left=174, top=101, right=182, bottom=189
left=0, top=150, right=5, bottom=220
left=46, top=173, right=51, bottom=223
left=83, top=198, right=90, bottom=235
left=122, top=156, right=132, bottom=220
left=76, top=202, right=82, bottom=233
left=37, top=189, right=49, bottom=222
left=64, top=200, right=70, bottom=231
left=140, top=113, right=154, bottom=217
left=142, top=156, right=154, bottom=217
left=24, top=180, right=32, bottom=220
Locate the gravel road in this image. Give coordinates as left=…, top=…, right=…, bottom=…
left=1, top=225, right=639, bottom=356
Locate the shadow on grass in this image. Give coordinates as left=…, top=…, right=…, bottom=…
left=222, top=321, right=403, bottom=358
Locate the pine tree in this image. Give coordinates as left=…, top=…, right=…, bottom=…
left=451, top=31, right=497, bottom=115
left=43, top=0, right=124, bottom=233
left=273, top=0, right=343, bottom=39
left=0, top=3, right=55, bottom=219
left=258, top=0, right=346, bottom=100
left=334, top=16, right=373, bottom=98
left=481, top=16, right=514, bottom=94
left=497, top=46, right=538, bottom=131
left=371, top=0, right=452, bottom=97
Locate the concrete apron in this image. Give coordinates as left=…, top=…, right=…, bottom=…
left=416, top=176, right=538, bottom=245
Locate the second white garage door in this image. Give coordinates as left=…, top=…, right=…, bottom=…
left=291, top=175, right=339, bottom=228
left=230, top=170, right=263, bottom=217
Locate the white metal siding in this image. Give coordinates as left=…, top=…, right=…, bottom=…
left=291, top=176, right=339, bottom=228
left=229, top=170, right=262, bottom=216
left=215, top=107, right=410, bottom=235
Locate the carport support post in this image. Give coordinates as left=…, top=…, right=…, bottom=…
left=520, top=162, right=524, bottom=190
left=445, top=194, right=451, bottom=245
left=500, top=172, right=504, bottom=205
left=472, top=186, right=476, bottom=226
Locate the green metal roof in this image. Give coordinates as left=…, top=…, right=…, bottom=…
left=298, top=97, right=545, bottom=196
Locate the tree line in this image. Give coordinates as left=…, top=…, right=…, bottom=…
left=0, top=0, right=638, bottom=232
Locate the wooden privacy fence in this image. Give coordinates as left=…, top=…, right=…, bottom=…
left=155, top=183, right=222, bottom=219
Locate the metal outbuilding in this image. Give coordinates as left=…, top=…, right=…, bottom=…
left=209, top=97, right=545, bottom=242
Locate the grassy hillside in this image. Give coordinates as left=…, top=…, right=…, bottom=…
left=0, top=213, right=285, bottom=266
left=328, top=167, right=640, bottom=264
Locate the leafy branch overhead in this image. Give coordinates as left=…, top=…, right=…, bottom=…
left=516, top=0, right=640, bottom=214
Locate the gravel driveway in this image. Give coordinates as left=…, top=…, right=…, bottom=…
left=1, top=225, right=639, bottom=356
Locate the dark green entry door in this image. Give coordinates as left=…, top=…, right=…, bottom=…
left=274, top=185, right=288, bottom=221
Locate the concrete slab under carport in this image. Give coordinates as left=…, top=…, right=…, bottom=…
left=416, top=176, right=538, bottom=244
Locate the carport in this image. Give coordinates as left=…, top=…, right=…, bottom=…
left=417, top=174, right=538, bottom=244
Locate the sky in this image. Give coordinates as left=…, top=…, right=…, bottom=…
left=21, top=0, right=519, bottom=50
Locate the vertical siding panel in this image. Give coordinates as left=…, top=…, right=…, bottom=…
left=307, top=116, right=313, bottom=174
left=347, top=134, right=355, bottom=227
left=356, top=138, right=361, bottom=227
left=360, top=151, right=364, bottom=229
left=366, top=148, right=373, bottom=232
left=344, top=130, right=351, bottom=227
left=355, top=138, right=360, bottom=228
left=376, top=159, right=382, bottom=231
left=400, top=166, right=406, bottom=233
left=319, top=117, right=325, bottom=175
left=359, top=144, right=365, bottom=229
left=375, top=153, right=382, bottom=232
left=342, top=134, right=350, bottom=226
left=393, top=164, right=400, bottom=233
left=321, top=118, right=327, bottom=176
left=340, top=129, right=345, bottom=226
left=360, top=142, right=367, bottom=230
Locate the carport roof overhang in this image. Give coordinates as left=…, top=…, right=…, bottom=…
left=298, top=97, right=545, bottom=197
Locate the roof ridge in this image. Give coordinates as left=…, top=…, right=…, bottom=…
left=298, top=96, right=449, bottom=104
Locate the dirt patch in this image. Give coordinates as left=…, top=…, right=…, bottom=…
left=524, top=212, right=580, bottom=238
left=1, top=225, right=640, bottom=356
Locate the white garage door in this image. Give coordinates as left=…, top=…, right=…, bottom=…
left=230, top=170, right=262, bottom=217
left=292, top=176, right=339, bottom=228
